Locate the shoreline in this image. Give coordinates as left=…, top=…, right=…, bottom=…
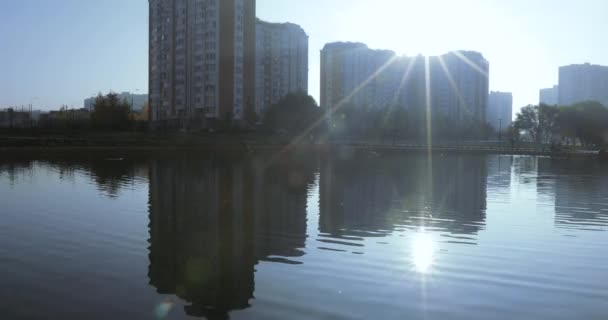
left=0, top=143, right=601, bottom=159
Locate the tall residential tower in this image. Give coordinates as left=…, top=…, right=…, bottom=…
left=255, top=19, right=308, bottom=116
left=149, top=0, right=256, bottom=128
left=559, top=63, right=608, bottom=107
left=320, top=42, right=489, bottom=128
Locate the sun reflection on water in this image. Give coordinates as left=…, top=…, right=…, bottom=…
left=412, top=231, right=435, bottom=274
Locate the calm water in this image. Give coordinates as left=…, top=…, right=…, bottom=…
left=1, top=153, right=607, bottom=319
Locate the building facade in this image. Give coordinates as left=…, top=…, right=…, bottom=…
left=487, top=91, right=513, bottom=131
left=427, top=51, right=489, bottom=126
left=255, top=19, right=308, bottom=116
left=559, top=63, right=608, bottom=107
left=320, top=42, right=400, bottom=112
left=148, top=0, right=256, bottom=128
left=539, top=85, right=559, bottom=106
left=320, top=42, right=489, bottom=128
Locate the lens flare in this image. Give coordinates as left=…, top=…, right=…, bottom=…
left=154, top=299, right=174, bottom=319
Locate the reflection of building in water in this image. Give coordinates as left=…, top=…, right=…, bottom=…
left=320, top=155, right=487, bottom=237
left=428, top=155, right=487, bottom=234
left=320, top=157, right=398, bottom=237
left=538, top=158, right=608, bottom=230
left=252, top=155, right=316, bottom=261
left=148, top=154, right=315, bottom=318
left=486, top=155, right=513, bottom=192
left=148, top=157, right=255, bottom=318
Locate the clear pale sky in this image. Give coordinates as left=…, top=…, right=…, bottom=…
left=2, top=0, right=607, bottom=117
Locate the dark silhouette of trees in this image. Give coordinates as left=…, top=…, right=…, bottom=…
left=91, top=92, right=132, bottom=131
left=557, top=101, right=608, bottom=146
left=7, top=108, right=15, bottom=129
left=264, top=92, right=324, bottom=136
left=327, top=104, right=491, bottom=142
left=512, top=101, right=608, bottom=148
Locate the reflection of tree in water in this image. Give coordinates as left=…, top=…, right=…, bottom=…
left=320, top=154, right=487, bottom=237
left=147, top=153, right=317, bottom=319
left=0, top=160, right=34, bottom=186
left=512, top=156, right=539, bottom=185
left=0, top=157, right=148, bottom=197
left=538, top=158, right=608, bottom=231
left=83, top=159, right=148, bottom=198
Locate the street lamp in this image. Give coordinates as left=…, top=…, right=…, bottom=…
left=498, top=118, right=503, bottom=145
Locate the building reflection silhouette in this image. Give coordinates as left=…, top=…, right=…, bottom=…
left=538, top=158, right=608, bottom=231
left=147, top=153, right=316, bottom=318
left=320, top=154, right=488, bottom=237
left=486, top=155, right=513, bottom=192
left=251, top=155, right=316, bottom=262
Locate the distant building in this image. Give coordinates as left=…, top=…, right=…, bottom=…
left=0, top=108, right=31, bottom=128
left=84, top=92, right=148, bottom=111
left=559, top=63, right=608, bottom=107
left=148, top=0, right=256, bottom=128
left=320, top=42, right=489, bottom=128
left=539, top=85, right=559, bottom=105
left=487, top=91, right=513, bottom=131
left=255, top=19, right=308, bottom=116
left=38, top=108, right=90, bottom=127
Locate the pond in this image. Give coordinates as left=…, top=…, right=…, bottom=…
left=1, top=152, right=607, bottom=319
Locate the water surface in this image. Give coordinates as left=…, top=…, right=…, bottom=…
left=1, top=153, right=607, bottom=319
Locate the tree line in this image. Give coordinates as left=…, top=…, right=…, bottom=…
left=8, top=91, right=606, bottom=149
left=262, top=92, right=492, bottom=142
left=512, top=101, right=608, bottom=147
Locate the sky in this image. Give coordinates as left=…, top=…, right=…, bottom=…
left=1, top=0, right=608, bottom=117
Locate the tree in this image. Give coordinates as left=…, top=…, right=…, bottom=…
left=557, top=101, right=608, bottom=147
left=91, top=92, right=132, bottom=131
left=7, top=108, right=14, bottom=129
left=264, top=92, right=324, bottom=136
left=135, top=101, right=150, bottom=121
left=505, top=125, right=520, bottom=147
left=513, top=104, right=559, bottom=145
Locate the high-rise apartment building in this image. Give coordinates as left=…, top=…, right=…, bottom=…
left=320, top=42, right=400, bottom=112
left=321, top=42, right=489, bottom=127
left=255, top=19, right=308, bottom=116
left=487, top=91, right=513, bottom=131
left=426, top=51, right=489, bottom=125
left=148, top=0, right=256, bottom=128
left=559, top=63, right=608, bottom=107
left=539, top=85, right=559, bottom=105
